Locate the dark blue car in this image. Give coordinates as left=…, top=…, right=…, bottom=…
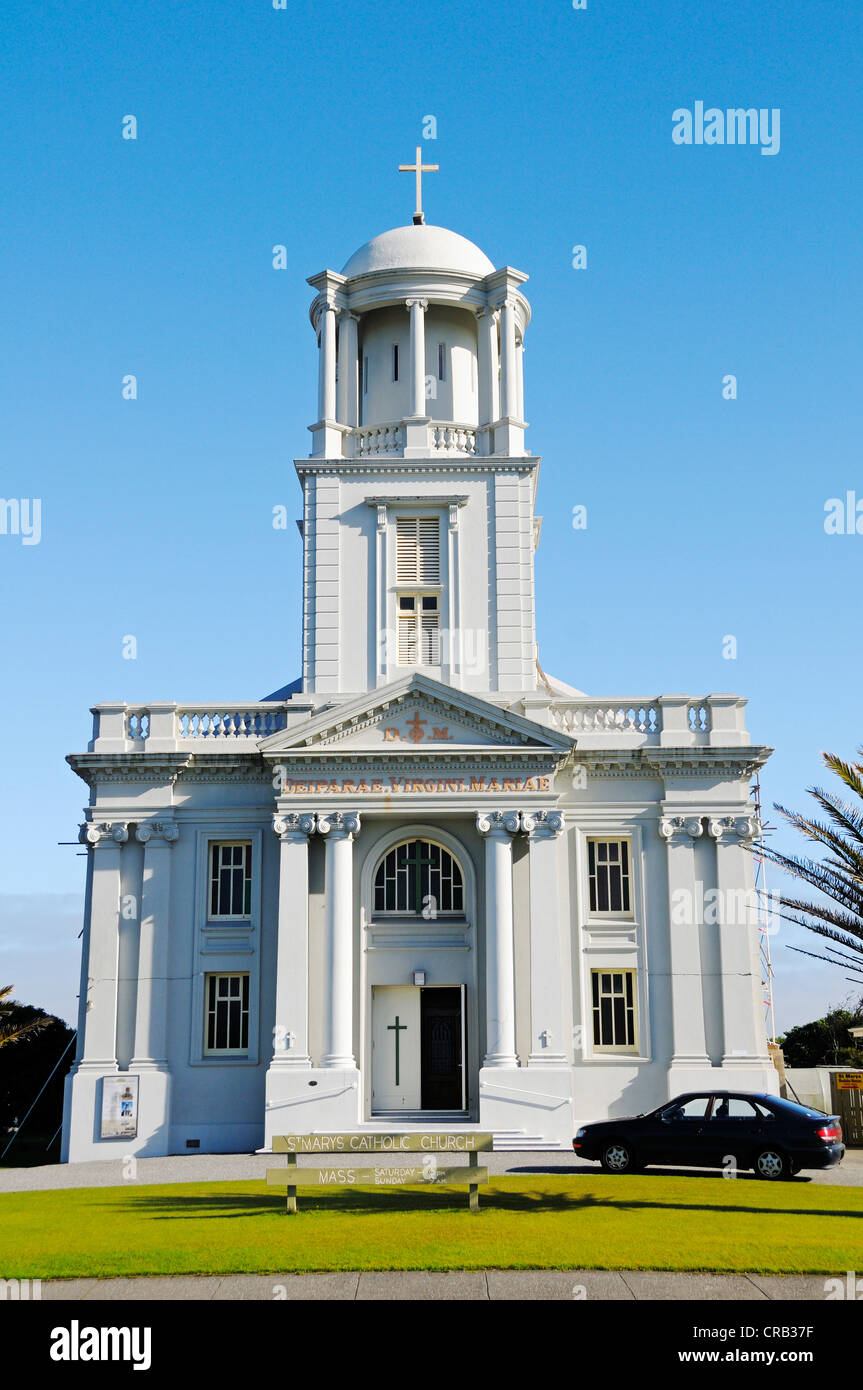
left=573, top=1091, right=845, bottom=1179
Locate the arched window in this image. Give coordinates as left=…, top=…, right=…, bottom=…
left=373, top=839, right=464, bottom=916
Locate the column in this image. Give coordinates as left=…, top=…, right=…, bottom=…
left=708, top=816, right=768, bottom=1062
left=515, top=336, right=524, bottom=422
left=316, top=299, right=337, bottom=422
left=78, top=821, right=127, bottom=1067
left=270, top=813, right=316, bottom=1067
left=498, top=298, right=518, bottom=420
left=477, top=810, right=520, bottom=1067
left=406, top=297, right=428, bottom=418
left=318, top=811, right=361, bottom=1067
left=476, top=307, right=499, bottom=455
left=337, top=311, right=359, bottom=427
left=659, top=815, right=710, bottom=1066
left=131, top=821, right=178, bottom=1068
left=523, top=811, right=568, bottom=1065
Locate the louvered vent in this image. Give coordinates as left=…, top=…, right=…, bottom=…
left=396, top=517, right=440, bottom=583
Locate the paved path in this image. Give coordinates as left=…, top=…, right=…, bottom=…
left=35, top=1270, right=837, bottom=1300
left=2, top=1148, right=861, bottom=1191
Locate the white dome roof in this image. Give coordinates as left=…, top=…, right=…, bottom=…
left=342, top=223, right=495, bottom=279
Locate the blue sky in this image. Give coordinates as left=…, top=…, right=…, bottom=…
left=1, top=0, right=861, bottom=1032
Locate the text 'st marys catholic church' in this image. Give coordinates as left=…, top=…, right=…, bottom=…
left=62, top=157, right=775, bottom=1159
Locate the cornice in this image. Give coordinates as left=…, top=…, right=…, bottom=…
left=572, top=747, right=772, bottom=780
left=294, top=457, right=538, bottom=478
left=66, top=753, right=190, bottom=786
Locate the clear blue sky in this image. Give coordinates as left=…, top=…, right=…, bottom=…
left=2, top=0, right=861, bottom=1032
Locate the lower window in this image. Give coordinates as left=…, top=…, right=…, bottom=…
left=591, top=969, right=637, bottom=1052
left=204, top=973, right=250, bottom=1055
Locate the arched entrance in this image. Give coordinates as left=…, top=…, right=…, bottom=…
left=360, top=824, right=478, bottom=1118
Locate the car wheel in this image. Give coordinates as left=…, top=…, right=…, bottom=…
left=753, top=1147, right=789, bottom=1180
left=600, top=1140, right=637, bottom=1174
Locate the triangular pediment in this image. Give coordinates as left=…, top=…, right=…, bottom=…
left=259, top=674, right=574, bottom=755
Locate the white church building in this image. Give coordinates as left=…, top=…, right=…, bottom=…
left=62, top=170, right=776, bottom=1160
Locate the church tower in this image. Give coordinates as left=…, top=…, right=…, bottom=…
left=300, top=157, right=536, bottom=699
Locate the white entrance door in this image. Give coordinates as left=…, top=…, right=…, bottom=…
left=371, top=986, right=421, bottom=1111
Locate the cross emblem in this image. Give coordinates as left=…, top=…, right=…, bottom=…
left=401, top=840, right=435, bottom=913
left=398, top=146, right=439, bottom=225
left=387, top=1015, right=408, bottom=1086
left=406, top=712, right=427, bottom=744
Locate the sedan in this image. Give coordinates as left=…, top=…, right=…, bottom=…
left=573, top=1091, right=845, bottom=1179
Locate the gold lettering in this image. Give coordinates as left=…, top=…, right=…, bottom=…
left=384, top=728, right=399, bottom=741
left=372, top=780, right=384, bottom=793
left=357, top=780, right=370, bottom=793
left=342, top=780, right=355, bottom=793
left=471, top=777, right=485, bottom=792
left=294, top=780, right=306, bottom=794
left=425, top=779, right=437, bottom=792
left=538, top=777, right=550, bottom=791
left=502, top=778, right=516, bottom=792
left=488, top=779, right=501, bottom=791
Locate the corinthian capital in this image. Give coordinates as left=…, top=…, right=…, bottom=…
left=521, top=810, right=564, bottom=838
left=659, top=815, right=703, bottom=841
left=708, top=815, right=759, bottom=843
left=317, top=810, right=361, bottom=839
left=79, top=821, right=128, bottom=847
left=135, top=821, right=179, bottom=845
left=476, top=810, right=520, bottom=836
left=273, top=812, right=317, bottom=840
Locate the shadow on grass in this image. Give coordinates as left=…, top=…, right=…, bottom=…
left=509, top=1165, right=814, bottom=1183
left=122, top=1185, right=863, bottom=1222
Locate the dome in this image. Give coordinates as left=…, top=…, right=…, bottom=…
left=342, top=223, right=495, bottom=279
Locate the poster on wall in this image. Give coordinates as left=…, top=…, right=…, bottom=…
left=100, top=1075, right=139, bottom=1138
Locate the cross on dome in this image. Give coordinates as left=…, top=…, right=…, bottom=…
left=398, top=145, right=439, bottom=225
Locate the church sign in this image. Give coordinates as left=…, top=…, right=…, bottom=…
left=274, top=773, right=553, bottom=796
left=268, top=1131, right=492, bottom=1212
left=274, top=1131, right=493, bottom=1152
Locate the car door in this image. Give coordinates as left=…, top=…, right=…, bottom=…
left=704, top=1095, right=766, bottom=1169
left=649, top=1095, right=713, bottom=1166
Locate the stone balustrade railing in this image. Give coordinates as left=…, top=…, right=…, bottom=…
left=88, top=693, right=749, bottom=754
left=517, top=694, right=750, bottom=748
left=349, top=423, right=406, bottom=457
left=89, top=702, right=291, bottom=753
left=431, top=424, right=477, bottom=454
left=346, top=421, right=477, bottom=458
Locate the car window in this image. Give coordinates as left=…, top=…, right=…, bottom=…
left=662, top=1096, right=711, bottom=1119
left=709, top=1097, right=761, bottom=1120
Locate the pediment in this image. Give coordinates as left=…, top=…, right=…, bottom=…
left=259, top=675, right=573, bottom=756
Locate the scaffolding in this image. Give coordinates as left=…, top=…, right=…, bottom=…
left=751, top=770, right=777, bottom=1044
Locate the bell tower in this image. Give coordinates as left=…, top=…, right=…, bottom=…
left=298, top=157, right=539, bottom=701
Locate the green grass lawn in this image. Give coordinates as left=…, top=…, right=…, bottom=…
left=2, top=1175, right=861, bottom=1280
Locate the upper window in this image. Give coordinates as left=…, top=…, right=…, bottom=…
left=587, top=838, right=632, bottom=915
left=396, top=516, right=440, bottom=584
left=210, top=841, right=252, bottom=919
left=437, top=342, right=446, bottom=382
left=392, top=343, right=399, bottom=382
left=374, top=839, right=464, bottom=916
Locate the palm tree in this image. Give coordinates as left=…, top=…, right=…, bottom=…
left=764, top=749, right=863, bottom=980
left=0, top=986, right=52, bottom=1049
